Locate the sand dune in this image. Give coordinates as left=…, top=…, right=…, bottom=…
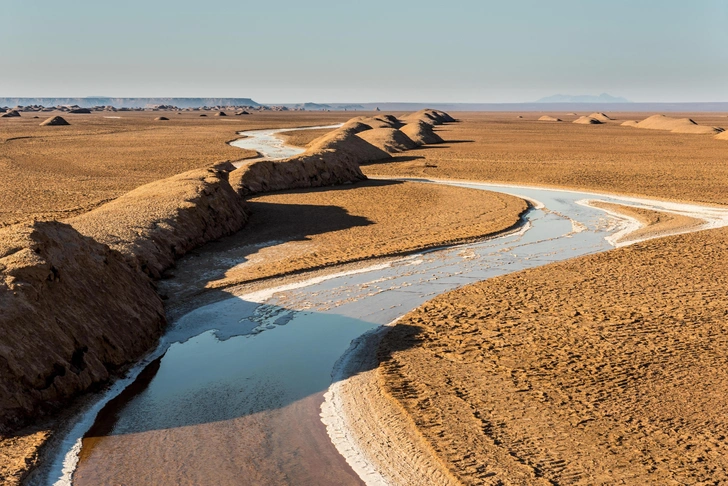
left=345, top=115, right=400, bottom=129
left=1, top=110, right=20, bottom=118
left=538, top=115, right=562, bottom=122
left=573, top=116, right=602, bottom=125
left=621, top=120, right=639, bottom=127
left=588, top=112, right=613, bottom=122
left=307, top=126, right=391, bottom=163
left=715, top=130, right=728, bottom=140
left=401, top=109, right=454, bottom=126
left=339, top=119, right=378, bottom=133
left=154, top=116, right=169, bottom=121
left=356, top=128, right=418, bottom=153
left=630, top=114, right=724, bottom=134
left=400, top=120, right=444, bottom=145
left=39, top=116, right=69, bottom=126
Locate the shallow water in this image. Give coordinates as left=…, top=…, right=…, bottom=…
left=48, top=128, right=728, bottom=485
left=229, top=124, right=341, bottom=163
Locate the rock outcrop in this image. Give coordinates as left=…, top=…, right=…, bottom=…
left=0, top=222, right=165, bottom=433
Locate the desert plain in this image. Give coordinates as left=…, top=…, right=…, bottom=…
left=2, top=107, right=728, bottom=485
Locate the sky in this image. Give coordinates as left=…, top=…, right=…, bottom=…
left=2, top=1, right=727, bottom=103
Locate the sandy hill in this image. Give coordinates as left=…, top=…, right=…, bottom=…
left=155, top=116, right=169, bottom=121
left=631, top=114, right=724, bottom=134
left=400, top=120, right=444, bottom=145
left=538, top=115, right=562, bottom=122
left=39, top=116, right=69, bottom=126
left=588, top=112, right=613, bottom=122
left=214, top=111, right=227, bottom=117
left=715, top=130, right=728, bottom=140
left=401, top=109, right=454, bottom=126
left=621, top=120, right=639, bottom=127
left=307, top=126, right=391, bottom=164
left=1, top=110, right=20, bottom=118
left=573, top=116, right=602, bottom=125
left=356, top=128, right=418, bottom=153
left=346, top=115, right=400, bottom=129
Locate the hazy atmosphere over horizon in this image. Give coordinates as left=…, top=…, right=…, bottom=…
left=3, top=0, right=728, bottom=103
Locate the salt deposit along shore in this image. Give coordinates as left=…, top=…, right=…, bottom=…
left=48, top=176, right=728, bottom=485
left=320, top=180, right=728, bottom=485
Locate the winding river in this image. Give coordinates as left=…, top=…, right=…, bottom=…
left=47, top=127, right=728, bottom=485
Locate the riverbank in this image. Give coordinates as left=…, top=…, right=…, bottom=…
left=355, top=111, right=728, bottom=484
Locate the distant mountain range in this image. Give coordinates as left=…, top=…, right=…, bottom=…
left=0, top=97, right=260, bottom=108
left=535, top=93, right=632, bottom=103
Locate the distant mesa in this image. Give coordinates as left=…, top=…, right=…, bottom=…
left=573, top=116, right=603, bottom=125
left=538, top=115, right=562, bottom=122
left=536, top=93, right=631, bottom=103
left=40, top=116, right=70, bottom=126
left=1, top=110, right=21, bottom=118
left=155, top=116, right=169, bottom=121
left=628, top=114, right=724, bottom=134
left=215, top=111, right=227, bottom=117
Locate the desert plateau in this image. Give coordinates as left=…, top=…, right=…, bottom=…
left=3, top=2, right=728, bottom=485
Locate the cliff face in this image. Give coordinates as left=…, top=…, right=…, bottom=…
left=0, top=222, right=165, bottom=433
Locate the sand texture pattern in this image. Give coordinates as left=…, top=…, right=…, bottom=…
left=378, top=226, right=728, bottom=484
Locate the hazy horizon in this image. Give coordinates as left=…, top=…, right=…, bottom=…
left=4, top=1, right=727, bottom=103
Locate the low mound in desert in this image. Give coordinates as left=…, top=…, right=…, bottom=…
left=573, top=116, right=602, bottom=125
left=400, top=120, right=444, bottom=145
left=355, top=128, right=418, bottom=153
left=629, top=114, right=724, bottom=134
left=155, top=116, right=169, bottom=121
left=588, top=112, right=613, bottom=122
left=307, top=126, right=392, bottom=163
left=714, top=130, right=728, bottom=140
left=39, top=116, right=69, bottom=126
left=538, top=115, right=562, bottom=122
left=1, top=110, right=21, bottom=118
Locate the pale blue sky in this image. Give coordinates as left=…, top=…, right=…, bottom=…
left=2, top=1, right=727, bottom=103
